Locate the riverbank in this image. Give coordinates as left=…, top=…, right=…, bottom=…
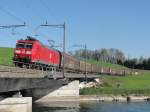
left=35, top=95, right=150, bottom=104
left=80, top=72, right=150, bottom=95
left=80, top=95, right=150, bottom=102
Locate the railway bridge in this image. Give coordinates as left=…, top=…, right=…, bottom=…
left=0, top=65, right=99, bottom=99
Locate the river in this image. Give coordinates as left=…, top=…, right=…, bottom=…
left=33, top=101, right=150, bottom=112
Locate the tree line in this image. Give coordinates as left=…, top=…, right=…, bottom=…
left=69, top=48, right=150, bottom=70
left=124, top=57, right=150, bottom=70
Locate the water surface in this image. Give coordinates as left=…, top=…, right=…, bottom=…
left=33, top=102, right=150, bottom=112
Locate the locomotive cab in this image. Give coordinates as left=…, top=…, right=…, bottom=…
left=13, top=37, right=37, bottom=67
left=14, top=42, right=33, bottom=64
left=13, top=36, right=61, bottom=69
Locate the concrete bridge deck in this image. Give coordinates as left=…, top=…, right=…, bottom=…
left=0, top=65, right=99, bottom=94
left=0, top=65, right=100, bottom=79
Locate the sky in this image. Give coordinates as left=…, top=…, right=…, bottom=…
left=0, top=0, right=150, bottom=58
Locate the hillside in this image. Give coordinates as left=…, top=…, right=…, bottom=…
left=0, top=47, right=14, bottom=66
left=88, top=60, right=127, bottom=70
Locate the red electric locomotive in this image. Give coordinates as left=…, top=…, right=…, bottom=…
left=13, top=36, right=61, bottom=68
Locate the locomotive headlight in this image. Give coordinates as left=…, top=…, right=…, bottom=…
left=15, top=50, right=21, bottom=53
left=26, top=51, right=32, bottom=54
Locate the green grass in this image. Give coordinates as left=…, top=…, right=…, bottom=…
left=88, top=60, right=127, bottom=70
left=80, top=71, right=150, bottom=95
left=0, top=47, right=14, bottom=66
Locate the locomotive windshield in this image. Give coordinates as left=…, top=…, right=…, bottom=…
left=16, top=43, right=33, bottom=49
left=16, top=43, right=25, bottom=48
left=25, top=43, right=32, bottom=49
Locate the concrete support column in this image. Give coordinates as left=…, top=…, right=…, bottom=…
left=0, top=97, right=32, bottom=112
left=35, top=80, right=79, bottom=102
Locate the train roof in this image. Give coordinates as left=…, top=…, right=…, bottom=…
left=41, top=42, right=60, bottom=52
left=17, top=36, right=38, bottom=43
left=17, top=36, right=61, bottom=52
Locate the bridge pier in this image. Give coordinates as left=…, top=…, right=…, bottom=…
left=0, top=97, right=32, bottom=112
left=35, top=80, right=79, bottom=103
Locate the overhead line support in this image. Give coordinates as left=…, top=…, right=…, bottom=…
left=0, top=22, right=26, bottom=29
left=40, top=22, right=66, bottom=78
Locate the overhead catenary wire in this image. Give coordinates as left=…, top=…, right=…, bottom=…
left=25, top=0, right=62, bottom=40
left=0, top=1, right=64, bottom=48
left=38, top=0, right=68, bottom=52
left=36, top=0, right=63, bottom=40
left=0, top=6, right=25, bottom=23
left=23, top=0, right=64, bottom=41
left=0, top=5, right=47, bottom=38
left=39, top=0, right=60, bottom=22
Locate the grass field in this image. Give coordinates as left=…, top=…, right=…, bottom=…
left=0, top=47, right=14, bottom=66
left=88, top=60, right=127, bottom=70
left=80, top=71, right=150, bottom=95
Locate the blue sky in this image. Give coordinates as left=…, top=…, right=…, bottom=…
left=0, top=0, right=150, bottom=58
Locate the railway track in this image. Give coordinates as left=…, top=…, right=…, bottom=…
left=0, top=65, right=47, bottom=78
left=0, top=64, right=143, bottom=79
left=0, top=65, right=100, bottom=79
left=0, top=65, right=45, bottom=74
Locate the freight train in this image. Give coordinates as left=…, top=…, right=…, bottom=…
left=13, top=36, right=125, bottom=75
